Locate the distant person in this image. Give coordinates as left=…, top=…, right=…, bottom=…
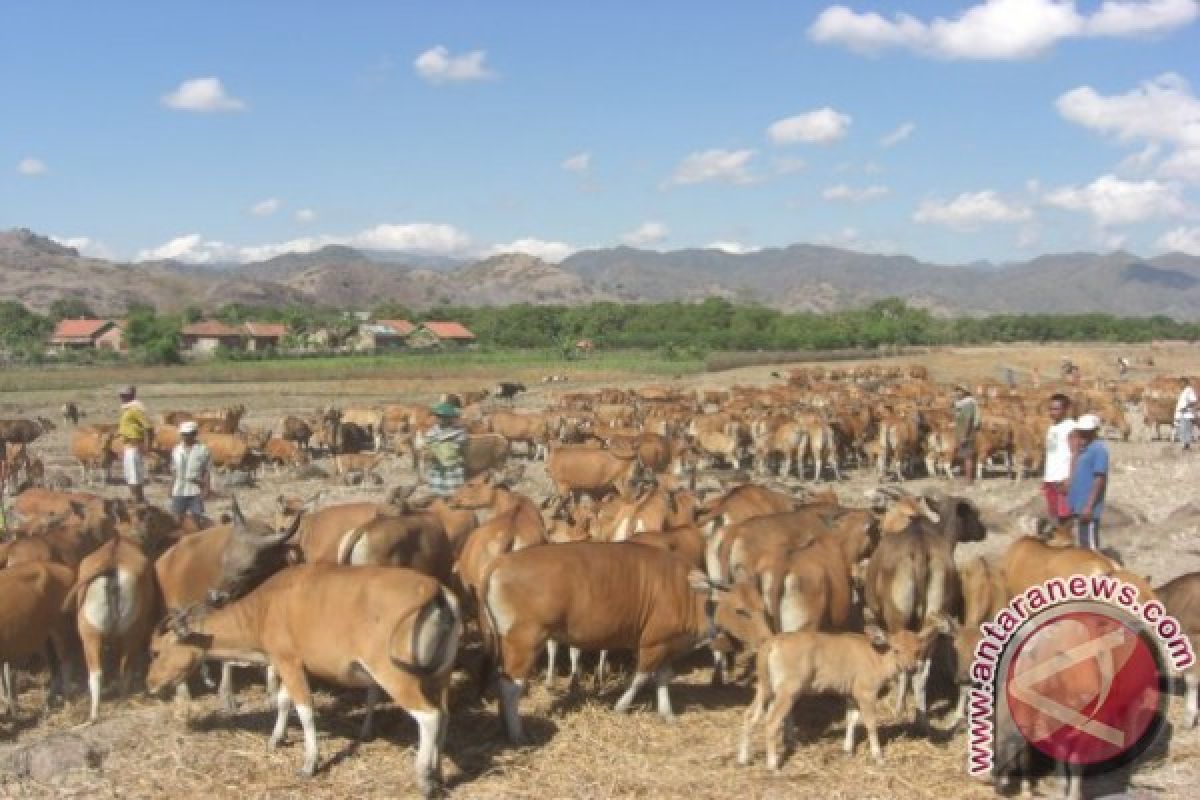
left=170, top=421, right=211, bottom=524
left=952, top=384, right=981, bottom=484
left=1177, top=376, right=1197, bottom=451
left=1068, top=414, right=1108, bottom=551
left=422, top=402, right=466, bottom=497
left=1117, top=356, right=1130, bottom=377
left=1043, top=393, right=1075, bottom=522
left=117, top=385, right=152, bottom=503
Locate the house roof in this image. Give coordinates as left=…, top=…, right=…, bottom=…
left=182, top=321, right=245, bottom=337
left=243, top=322, right=287, bottom=338
left=422, top=321, right=476, bottom=340
left=51, top=319, right=111, bottom=341
left=377, top=319, right=416, bottom=336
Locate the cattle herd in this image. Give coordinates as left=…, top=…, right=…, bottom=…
left=0, top=362, right=1198, bottom=798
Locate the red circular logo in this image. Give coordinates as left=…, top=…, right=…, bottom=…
left=1005, top=609, right=1163, bottom=765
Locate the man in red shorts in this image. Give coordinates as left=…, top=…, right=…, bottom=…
left=1042, top=392, right=1074, bottom=521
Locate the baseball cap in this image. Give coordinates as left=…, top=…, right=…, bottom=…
left=430, top=401, right=461, bottom=417
left=119, top=385, right=136, bottom=398
left=179, top=420, right=199, bottom=434
left=1075, top=413, right=1101, bottom=432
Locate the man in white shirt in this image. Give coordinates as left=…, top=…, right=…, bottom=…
left=170, top=421, right=211, bottom=524
left=1043, top=393, right=1075, bottom=520
left=1178, top=377, right=1197, bottom=451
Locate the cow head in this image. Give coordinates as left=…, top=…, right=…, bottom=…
left=449, top=472, right=505, bottom=510
left=690, top=571, right=773, bottom=651
left=210, top=494, right=303, bottom=607
left=922, top=489, right=987, bottom=544
left=146, top=608, right=213, bottom=695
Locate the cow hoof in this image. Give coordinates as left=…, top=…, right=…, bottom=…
left=297, top=763, right=317, bottom=778
left=267, top=736, right=284, bottom=751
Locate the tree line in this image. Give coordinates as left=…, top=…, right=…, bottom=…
left=2, top=296, right=1198, bottom=366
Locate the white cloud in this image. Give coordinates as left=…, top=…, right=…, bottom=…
left=767, top=108, right=852, bottom=145
left=774, top=156, right=807, bottom=175
left=879, top=122, right=916, bottom=147
left=561, top=152, right=591, bottom=173
left=1043, top=174, right=1187, bottom=226
left=16, top=157, right=46, bottom=176
left=822, top=183, right=890, bottom=202
left=161, top=77, right=246, bottom=112
left=1160, top=148, right=1200, bottom=182
left=1157, top=225, right=1200, bottom=254
left=136, top=221, right=474, bottom=264
left=487, top=238, right=576, bottom=263
left=51, top=236, right=112, bottom=259
left=295, top=208, right=317, bottom=223
left=621, top=221, right=669, bottom=247
left=666, top=149, right=756, bottom=186
left=414, top=46, right=495, bottom=84
left=809, top=0, right=1199, bottom=60
left=913, top=190, right=1033, bottom=229
left=250, top=197, right=280, bottom=217
left=706, top=240, right=760, bottom=255
left=1057, top=73, right=1200, bottom=149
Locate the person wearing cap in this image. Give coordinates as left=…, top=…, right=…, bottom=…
left=117, top=386, right=152, bottom=503
left=1176, top=376, right=1196, bottom=451
left=1042, top=393, right=1075, bottom=522
left=422, top=402, right=466, bottom=497
left=952, top=384, right=981, bottom=484
left=1067, top=413, right=1108, bottom=551
left=170, top=420, right=211, bottom=524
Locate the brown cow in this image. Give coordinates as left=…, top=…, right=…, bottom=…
left=1157, top=572, right=1200, bottom=728
left=546, top=445, right=643, bottom=509
left=480, top=542, right=771, bottom=742
left=0, top=561, right=76, bottom=715
left=147, top=565, right=461, bottom=794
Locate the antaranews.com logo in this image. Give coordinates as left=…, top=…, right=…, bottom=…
left=967, top=574, right=1195, bottom=779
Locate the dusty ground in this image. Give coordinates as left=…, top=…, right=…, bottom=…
left=2, top=342, right=1200, bottom=798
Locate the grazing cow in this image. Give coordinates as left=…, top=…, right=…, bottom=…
left=155, top=496, right=304, bottom=709
left=199, top=432, right=257, bottom=471
left=1156, top=572, right=1200, bottom=728
left=864, top=490, right=986, bottom=726
left=738, top=618, right=947, bottom=769
left=280, top=416, right=314, bottom=451
left=66, top=536, right=159, bottom=723
left=480, top=542, right=771, bottom=742
left=487, top=411, right=550, bottom=459
left=0, top=561, right=76, bottom=715
left=262, top=437, right=310, bottom=468
left=147, top=565, right=461, bottom=796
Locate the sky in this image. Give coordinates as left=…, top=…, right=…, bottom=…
left=2, top=0, right=1200, bottom=266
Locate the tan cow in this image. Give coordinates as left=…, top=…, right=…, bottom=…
left=147, top=565, right=461, bottom=795
left=66, top=536, right=159, bottom=723
left=545, top=445, right=642, bottom=508
left=0, top=561, right=76, bottom=715
left=70, top=427, right=117, bottom=484
left=487, top=411, right=551, bottom=459
left=480, top=542, right=771, bottom=742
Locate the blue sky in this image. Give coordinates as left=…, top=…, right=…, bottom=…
left=2, top=0, right=1199, bottom=264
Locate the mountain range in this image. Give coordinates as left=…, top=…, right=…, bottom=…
left=2, top=227, right=1199, bottom=319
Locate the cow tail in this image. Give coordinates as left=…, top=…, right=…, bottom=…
left=474, top=559, right=505, bottom=697
left=388, top=587, right=461, bottom=676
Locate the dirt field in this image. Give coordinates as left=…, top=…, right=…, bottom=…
left=2, top=342, right=1200, bottom=798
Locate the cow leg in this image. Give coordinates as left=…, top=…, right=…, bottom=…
left=268, top=685, right=292, bottom=750
left=1185, top=673, right=1198, bottom=729
left=543, top=640, right=558, bottom=689
left=711, top=649, right=726, bottom=687
left=948, top=684, right=968, bottom=731
left=77, top=629, right=103, bottom=726
left=861, top=700, right=884, bottom=763
left=893, top=669, right=909, bottom=716
left=360, top=683, right=379, bottom=741
left=567, top=647, right=582, bottom=688
left=594, top=650, right=609, bottom=687
left=407, top=705, right=445, bottom=798
left=1, top=663, right=13, bottom=717
left=273, top=662, right=318, bottom=777
left=913, top=657, right=933, bottom=730
left=653, top=666, right=675, bottom=723
left=843, top=706, right=860, bottom=754
left=218, top=662, right=236, bottom=713
left=761, top=692, right=796, bottom=771
left=737, top=672, right=770, bottom=766
left=613, top=671, right=653, bottom=714
left=266, top=665, right=279, bottom=703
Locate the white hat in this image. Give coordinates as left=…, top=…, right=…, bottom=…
left=179, top=420, right=199, bottom=434
left=1075, top=414, right=1101, bottom=432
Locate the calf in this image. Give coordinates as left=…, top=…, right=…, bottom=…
left=146, top=565, right=461, bottom=796
left=480, top=541, right=771, bottom=742
left=738, top=618, right=946, bottom=769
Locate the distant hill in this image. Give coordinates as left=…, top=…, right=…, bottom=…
left=2, top=227, right=1199, bottom=318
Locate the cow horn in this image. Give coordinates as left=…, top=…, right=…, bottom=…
left=262, top=507, right=305, bottom=547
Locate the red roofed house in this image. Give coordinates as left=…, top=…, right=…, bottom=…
left=180, top=321, right=246, bottom=354
left=95, top=319, right=127, bottom=352
left=49, top=319, right=115, bottom=351
left=355, top=319, right=416, bottom=351
left=410, top=320, right=477, bottom=350
left=243, top=322, right=288, bottom=352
